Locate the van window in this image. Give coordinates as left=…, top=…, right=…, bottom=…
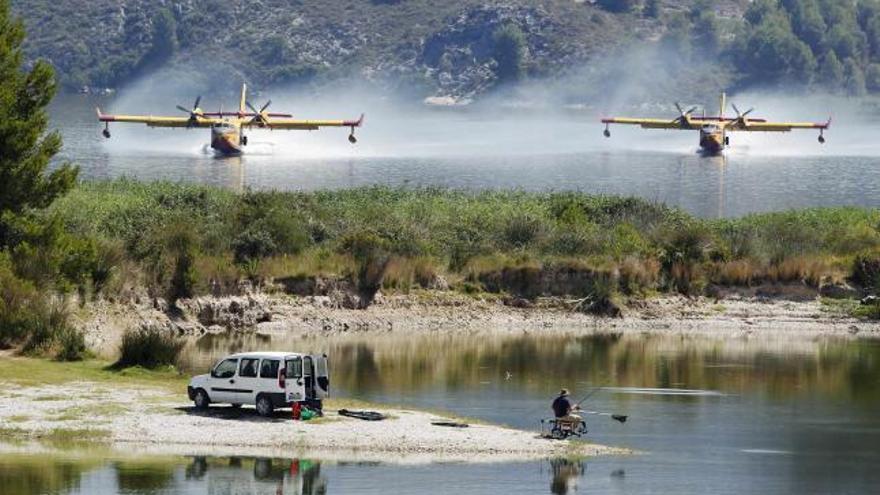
left=212, top=358, right=238, bottom=378
left=260, top=359, right=280, bottom=379
left=316, top=357, right=328, bottom=377
left=240, top=358, right=259, bottom=378
left=286, top=357, right=302, bottom=378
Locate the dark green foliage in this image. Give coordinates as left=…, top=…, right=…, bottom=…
left=232, top=191, right=311, bottom=263
left=492, top=23, right=526, bottom=83
left=732, top=6, right=817, bottom=83
left=690, top=2, right=721, bottom=57
left=166, top=222, right=198, bottom=304
left=18, top=180, right=880, bottom=308
left=644, top=0, right=661, bottom=19
left=54, top=325, right=86, bottom=362
left=0, top=0, right=77, bottom=246
left=597, top=0, right=641, bottom=13
left=503, top=214, right=545, bottom=249
left=115, top=328, right=185, bottom=369
left=0, top=3, right=89, bottom=359
left=661, top=12, right=691, bottom=59
left=851, top=253, right=880, bottom=292
left=818, top=51, right=845, bottom=90
left=233, top=229, right=278, bottom=264
left=845, top=57, right=868, bottom=96
left=341, top=231, right=392, bottom=308
left=140, top=8, right=178, bottom=70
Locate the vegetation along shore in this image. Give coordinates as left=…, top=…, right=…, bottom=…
left=3, top=179, right=880, bottom=362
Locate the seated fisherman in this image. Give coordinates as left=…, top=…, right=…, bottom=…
left=552, top=388, right=581, bottom=424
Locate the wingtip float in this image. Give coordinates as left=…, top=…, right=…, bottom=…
left=97, top=84, right=364, bottom=156
left=601, top=92, right=830, bottom=155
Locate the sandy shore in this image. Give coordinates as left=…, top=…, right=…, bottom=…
left=0, top=382, right=627, bottom=463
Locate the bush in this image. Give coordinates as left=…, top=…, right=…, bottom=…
left=502, top=214, right=545, bottom=249
left=851, top=253, right=880, bottom=292
left=55, top=326, right=88, bottom=362
left=115, top=328, right=185, bottom=369
left=341, top=231, right=391, bottom=308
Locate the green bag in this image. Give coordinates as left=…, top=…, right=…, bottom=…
left=300, top=408, right=316, bottom=421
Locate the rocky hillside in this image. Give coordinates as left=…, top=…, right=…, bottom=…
left=13, top=0, right=747, bottom=102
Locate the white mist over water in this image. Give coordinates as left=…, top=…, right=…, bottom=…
left=99, top=64, right=880, bottom=161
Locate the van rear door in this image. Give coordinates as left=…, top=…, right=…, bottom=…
left=284, top=356, right=306, bottom=403
left=314, top=354, right=330, bottom=398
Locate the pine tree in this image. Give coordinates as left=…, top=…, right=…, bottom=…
left=0, top=0, right=78, bottom=245
left=492, top=24, right=526, bottom=83
left=818, top=51, right=845, bottom=91
left=844, top=57, right=868, bottom=96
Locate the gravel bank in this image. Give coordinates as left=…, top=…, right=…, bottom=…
left=0, top=382, right=627, bottom=463
left=77, top=291, right=880, bottom=356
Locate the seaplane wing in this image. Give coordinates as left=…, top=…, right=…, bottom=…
left=96, top=109, right=220, bottom=128
left=600, top=117, right=686, bottom=130
left=727, top=119, right=831, bottom=133
left=247, top=114, right=365, bottom=131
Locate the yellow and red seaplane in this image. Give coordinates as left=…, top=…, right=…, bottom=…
left=97, top=84, right=363, bottom=156
left=601, top=93, right=830, bottom=155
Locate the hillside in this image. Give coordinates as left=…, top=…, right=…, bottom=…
left=15, top=1, right=880, bottom=103
left=11, top=0, right=748, bottom=102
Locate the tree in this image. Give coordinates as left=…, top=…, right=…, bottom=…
left=865, top=63, right=880, bottom=92
left=844, top=57, right=867, bottom=96
left=0, top=0, right=78, bottom=246
left=733, top=20, right=816, bottom=82
left=644, top=0, right=661, bottom=19
left=783, top=0, right=827, bottom=53
left=597, top=0, right=641, bottom=13
left=492, top=23, right=526, bottom=83
left=690, top=6, right=721, bottom=57
left=140, top=8, right=178, bottom=70
left=661, top=12, right=692, bottom=60
left=817, top=50, right=844, bottom=90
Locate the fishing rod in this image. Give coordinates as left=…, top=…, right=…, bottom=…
left=573, top=382, right=628, bottom=424
left=581, top=410, right=628, bottom=424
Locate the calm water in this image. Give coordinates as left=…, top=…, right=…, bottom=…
left=51, top=95, right=880, bottom=218
left=4, top=333, right=878, bottom=494
left=19, top=94, right=879, bottom=492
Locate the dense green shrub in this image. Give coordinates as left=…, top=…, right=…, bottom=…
left=115, top=328, right=185, bottom=369
left=851, top=253, right=880, bottom=292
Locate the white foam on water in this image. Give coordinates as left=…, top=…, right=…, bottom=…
left=603, top=387, right=725, bottom=397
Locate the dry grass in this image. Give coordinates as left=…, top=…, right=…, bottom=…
left=712, top=259, right=760, bottom=287
left=382, top=256, right=442, bottom=292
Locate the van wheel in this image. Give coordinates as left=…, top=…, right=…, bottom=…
left=194, top=389, right=210, bottom=409
left=256, top=395, right=274, bottom=417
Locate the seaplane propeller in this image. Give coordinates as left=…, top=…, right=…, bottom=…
left=246, top=100, right=273, bottom=127
left=731, top=103, right=754, bottom=127
left=176, top=96, right=204, bottom=127
left=674, top=102, right=698, bottom=127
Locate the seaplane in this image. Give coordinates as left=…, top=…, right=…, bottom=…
left=96, top=84, right=363, bottom=156
left=601, top=93, right=830, bottom=155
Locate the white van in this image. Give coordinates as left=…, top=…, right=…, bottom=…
left=187, top=352, right=330, bottom=416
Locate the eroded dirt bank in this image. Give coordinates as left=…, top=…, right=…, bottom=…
left=77, top=289, right=880, bottom=356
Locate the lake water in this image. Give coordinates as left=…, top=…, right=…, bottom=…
left=4, top=333, right=879, bottom=494
left=12, top=94, right=878, bottom=493
left=51, top=94, right=880, bottom=218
